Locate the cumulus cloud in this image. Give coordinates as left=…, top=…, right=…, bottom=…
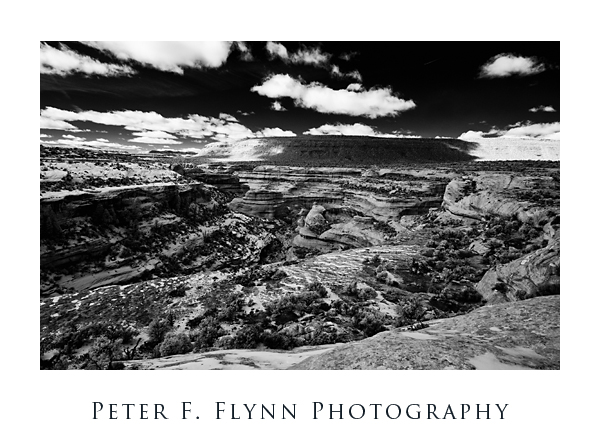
left=218, top=113, right=239, bottom=122
left=44, top=136, right=139, bottom=151
left=211, top=122, right=256, bottom=140
left=41, top=107, right=224, bottom=138
left=330, top=65, right=342, bottom=77
left=347, top=70, right=362, bottom=82
left=40, top=107, right=297, bottom=144
left=304, top=123, right=375, bottom=136
left=84, top=41, right=233, bottom=74
left=459, top=121, right=559, bottom=140
left=290, top=46, right=331, bottom=66
left=346, top=83, right=363, bottom=91
left=503, top=122, right=560, bottom=138
left=40, top=43, right=135, bottom=77
left=529, top=105, right=557, bottom=113
left=129, top=136, right=182, bottom=145
left=266, top=42, right=361, bottom=81
left=40, top=115, right=80, bottom=131
left=40, top=134, right=51, bottom=138
left=266, top=42, right=332, bottom=67
left=266, top=41, right=289, bottom=60
left=330, top=65, right=363, bottom=82
left=256, top=127, right=296, bottom=137
left=304, top=123, right=418, bottom=138
left=130, top=130, right=177, bottom=139
left=339, top=52, right=358, bottom=61
left=234, top=41, right=253, bottom=61
left=62, top=134, right=86, bottom=141
left=458, top=130, right=492, bottom=140
left=251, top=74, right=415, bottom=118
left=479, top=53, right=546, bottom=78
left=271, top=101, right=286, bottom=112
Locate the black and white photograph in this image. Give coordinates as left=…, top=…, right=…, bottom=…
left=39, top=40, right=560, bottom=371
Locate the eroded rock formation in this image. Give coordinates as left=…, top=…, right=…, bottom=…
left=476, top=233, right=560, bottom=304
left=227, top=166, right=447, bottom=231
left=442, top=174, right=558, bottom=225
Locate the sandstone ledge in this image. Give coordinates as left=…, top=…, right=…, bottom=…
left=290, top=295, right=559, bottom=370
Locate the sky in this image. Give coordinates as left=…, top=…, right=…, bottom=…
left=40, top=41, right=560, bottom=152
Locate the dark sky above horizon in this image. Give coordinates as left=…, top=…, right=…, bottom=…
left=40, top=41, right=560, bottom=152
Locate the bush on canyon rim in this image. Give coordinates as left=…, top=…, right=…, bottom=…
left=147, top=318, right=172, bottom=346
left=159, top=332, right=193, bottom=357
left=190, top=317, right=225, bottom=350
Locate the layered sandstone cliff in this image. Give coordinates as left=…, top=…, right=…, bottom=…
left=228, top=165, right=447, bottom=223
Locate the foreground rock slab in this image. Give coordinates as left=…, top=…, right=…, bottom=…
left=126, top=344, right=344, bottom=370
left=290, top=295, right=559, bottom=370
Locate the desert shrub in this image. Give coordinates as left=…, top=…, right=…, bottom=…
left=307, top=281, right=328, bottom=298
left=535, top=282, right=560, bottom=297
left=232, top=269, right=259, bottom=287
left=41, top=353, right=72, bottom=370
left=167, top=284, right=187, bottom=298
left=199, top=289, right=245, bottom=322
left=261, top=330, right=298, bottom=350
left=329, top=299, right=351, bottom=315
left=147, top=318, right=172, bottom=345
left=514, top=289, right=529, bottom=300
left=186, top=315, right=204, bottom=330
left=214, top=335, right=235, bottom=349
left=264, top=291, right=323, bottom=320
left=217, top=294, right=245, bottom=322
left=428, top=291, right=477, bottom=313
left=359, top=286, right=378, bottom=300
left=394, top=298, right=427, bottom=327
left=304, top=324, right=339, bottom=345
left=190, top=318, right=225, bottom=350
left=271, top=268, right=288, bottom=280
left=352, top=309, right=387, bottom=337
left=49, top=322, right=137, bottom=354
left=441, top=286, right=482, bottom=303
left=363, top=254, right=382, bottom=267
left=339, top=281, right=361, bottom=298
left=425, top=239, right=437, bottom=248
left=381, top=288, right=406, bottom=303
left=108, top=362, right=125, bottom=370
left=231, top=324, right=262, bottom=349
left=159, top=332, right=193, bottom=356
left=87, top=336, right=122, bottom=369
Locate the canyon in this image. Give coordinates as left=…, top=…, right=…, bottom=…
left=39, top=138, right=560, bottom=370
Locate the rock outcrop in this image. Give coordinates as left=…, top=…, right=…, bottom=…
left=180, top=168, right=249, bottom=196
left=228, top=165, right=447, bottom=222
left=475, top=234, right=560, bottom=304
left=442, top=174, right=558, bottom=225
left=41, top=182, right=215, bottom=221
left=228, top=190, right=286, bottom=218
left=291, top=295, right=560, bottom=370
left=303, top=204, right=329, bottom=234
left=293, top=213, right=388, bottom=252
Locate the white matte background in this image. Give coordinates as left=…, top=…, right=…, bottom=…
left=3, top=2, right=595, bottom=441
